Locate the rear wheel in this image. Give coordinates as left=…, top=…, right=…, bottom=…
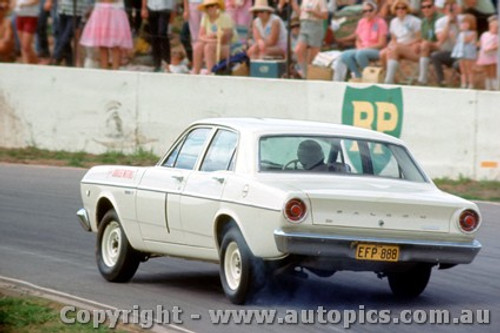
left=219, top=225, right=266, bottom=304
left=96, top=210, right=141, bottom=282
left=387, top=264, right=432, bottom=299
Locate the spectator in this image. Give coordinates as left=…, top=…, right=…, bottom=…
left=225, top=0, right=252, bottom=28
left=46, top=0, right=88, bottom=66
left=291, top=0, right=328, bottom=78
left=80, top=0, right=133, bottom=70
left=379, top=0, right=421, bottom=84
left=476, top=15, right=497, bottom=90
left=183, top=0, right=203, bottom=54
left=192, top=0, right=237, bottom=74
left=0, top=0, right=14, bottom=62
left=431, top=0, right=463, bottom=86
left=333, top=0, right=388, bottom=81
left=246, top=0, right=287, bottom=59
left=125, top=0, right=142, bottom=35
left=451, top=13, right=477, bottom=88
left=141, top=0, right=175, bottom=72
left=417, top=0, right=442, bottom=85
left=14, top=0, right=40, bottom=64
left=462, top=0, right=495, bottom=35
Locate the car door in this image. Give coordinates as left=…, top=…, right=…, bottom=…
left=136, top=127, right=213, bottom=243
left=180, top=129, right=238, bottom=248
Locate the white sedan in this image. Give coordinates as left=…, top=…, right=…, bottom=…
left=77, top=118, right=482, bottom=304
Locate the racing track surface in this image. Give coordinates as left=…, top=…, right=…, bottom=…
left=0, top=164, right=498, bottom=332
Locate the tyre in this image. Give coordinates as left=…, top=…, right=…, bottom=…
left=219, top=225, right=266, bottom=304
left=387, top=264, right=432, bottom=299
left=96, top=209, right=141, bottom=282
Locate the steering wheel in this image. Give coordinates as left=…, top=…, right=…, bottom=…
left=282, top=159, right=300, bottom=170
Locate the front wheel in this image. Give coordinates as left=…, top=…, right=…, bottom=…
left=219, top=225, right=266, bottom=304
left=96, top=210, right=141, bottom=282
left=387, top=264, right=432, bottom=299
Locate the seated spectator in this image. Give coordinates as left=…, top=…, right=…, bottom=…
left=0, top=0, right=15, bottom=62
left=246, top=0, right=287, bottom=59
left=379, top=0, right=422, bottom=84
left=476, top=15, right=498, bottom=90
left=192, top=0, right=237, bottom=74
left=333, top=0, right=388, bottom=81
left=417, top=0, right=442, bottom=84
left=291, top=0, right=328, bottom=78
left=431, top=0, right=463, bottom=86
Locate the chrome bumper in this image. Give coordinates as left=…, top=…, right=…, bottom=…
left=274, top=230, right=481, bottom=265
left=76, top=208, right=91, bottom=232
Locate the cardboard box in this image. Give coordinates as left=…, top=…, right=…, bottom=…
left=307, top=65, right=333, bottom=81
left=362, top=66, right=385, bottom=83
left=250, top=60, right=286, bottom=79
left=232, top=62, right=249, bottom=77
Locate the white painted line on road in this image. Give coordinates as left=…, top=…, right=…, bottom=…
left=0, top=275, right=195, bottom=333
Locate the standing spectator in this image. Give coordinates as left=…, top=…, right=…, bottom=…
left=14, top=0, right=40, bottom=64
left=291, top=0, right=328, bottom=78
left=141, top=0, right=175, bottom=72
left=451, top=13, right=477, bottom=88
left=333, top=1, right=387, bottom=81
left=431, top=0, right=463, bottom=86
left=46, top=0, right=88, bottom=66
left=192, top=0, right=236, bottom=74
left=225, top=0, right=251, bottom=28
left=0, top=0, right=15, bottom=61
left=379, top=0, right=421, bottom=84
left=80, top=0, right=133, bottom=70
left=246, top=0, right=287, bottom=59
left=462, top=0, right=495, bottom=35
left=476, top=15, right=497, bottom=90
left=183, top=0, right=203, bottom=52
left=125, top=0, right=142, bottom=34
left=417, top=0, right=442, bottom=85
left=36, top=0, right=56, bottom=63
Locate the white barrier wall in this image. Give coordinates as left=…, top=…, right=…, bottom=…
left=0, top=64, right=499, bottom=180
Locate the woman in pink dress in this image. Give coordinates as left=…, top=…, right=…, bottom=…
left=477, top=15, right=498, bottom=90
left=80, top=0, right=133, bottom=70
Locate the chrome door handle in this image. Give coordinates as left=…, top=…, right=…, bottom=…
left=172, top=175, right=184, bottom=182
left=212, top=177, right=225, bottom=184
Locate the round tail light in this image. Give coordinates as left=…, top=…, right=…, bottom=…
left=284, top=198, right=307, bottom=223
left=459, top=210, right=480, bottom=233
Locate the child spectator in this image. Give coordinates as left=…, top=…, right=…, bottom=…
left=291, top=0, right=328, bottom=78
left=476, top=15, right=497, bottom=90
left=168, top=49, right=190, bottom=73
left=0, top=0, right=14, bottom=62
left=246, top=0, right=287, bottom=60
left=80, top=0, right=133, bottom=70
left=14, top=0, right=40, bottom=64
left=451, top=13, right=477, bottom=88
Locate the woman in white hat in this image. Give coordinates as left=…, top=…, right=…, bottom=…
left=192, top=0, right=237, bottom=74
left=247, top=0, right=287, bottom=59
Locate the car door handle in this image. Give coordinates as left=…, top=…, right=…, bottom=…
left=212, top=177, right=225, bottom=184
left=172, top=175, right=184, bottom=182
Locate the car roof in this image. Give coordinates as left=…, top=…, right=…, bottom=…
left=191, top=117, right=404, bottom=145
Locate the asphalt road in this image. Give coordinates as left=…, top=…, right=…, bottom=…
left=0, top=163, right=498, bottom=333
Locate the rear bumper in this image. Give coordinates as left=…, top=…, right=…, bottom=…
left=76, top=208, right=91, bottom=232
left=274, top=230, right=481, bottom=265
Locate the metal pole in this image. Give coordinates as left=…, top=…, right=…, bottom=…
left=286, top=0, right=291, bottom=78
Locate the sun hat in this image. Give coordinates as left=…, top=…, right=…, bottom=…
left=198, top=0, right=225, bottom=11
left=249, top=0, right=275, bottom=13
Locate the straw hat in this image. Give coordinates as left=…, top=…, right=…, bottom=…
left=249, top=0, right=275, bottom=13
left=198, top=0, right=225, bottom=11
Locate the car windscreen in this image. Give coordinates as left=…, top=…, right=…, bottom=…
left=259, top=135, right=428, bottom=183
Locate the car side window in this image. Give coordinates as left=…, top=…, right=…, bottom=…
left=164, top=128, right=211, bottom=170
left=200, top=130, right=238, bottom=172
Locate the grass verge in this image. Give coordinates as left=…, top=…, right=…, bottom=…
left=0, top=147, right=499, bottom=202
left=0, top=292, right=139, bottom=333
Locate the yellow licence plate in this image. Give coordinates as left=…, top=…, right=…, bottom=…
left=355, top=243, right=400, bottom=262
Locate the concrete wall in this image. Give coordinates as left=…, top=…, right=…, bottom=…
left=0, top=64, right=499, bottom=180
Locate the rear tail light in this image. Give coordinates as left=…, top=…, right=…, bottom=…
left=284, top=198, right=307, bottom=223
left=459, top=210, right=480, bottom=233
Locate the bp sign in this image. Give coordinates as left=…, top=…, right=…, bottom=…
left=342, top=85, right=403, bottom=138
left=341, top=86, right=404, bottom=174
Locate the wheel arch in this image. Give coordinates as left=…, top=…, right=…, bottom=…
left=96, top=197, right=116, bottom=229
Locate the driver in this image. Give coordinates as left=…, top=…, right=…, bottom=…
left=297, top=140, right=328, bottom=171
